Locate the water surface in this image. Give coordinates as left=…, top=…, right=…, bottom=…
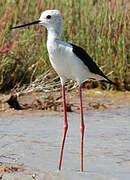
left=0, top=106, right=130, bottom=179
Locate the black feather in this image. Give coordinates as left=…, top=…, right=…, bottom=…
left=70, top=43, right=118, bottom=86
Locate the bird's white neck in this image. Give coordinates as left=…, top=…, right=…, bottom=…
left=47, top=24, right=62, bottom=44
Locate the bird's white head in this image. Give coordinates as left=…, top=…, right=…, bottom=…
left=39, top=10, right=63, bottom=40
left=39, top=10, right=62, bottom=29
left=11, top=9, right=63, bottom=40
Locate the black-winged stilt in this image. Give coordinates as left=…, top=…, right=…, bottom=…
left=11, top=9, right=117, bottom=172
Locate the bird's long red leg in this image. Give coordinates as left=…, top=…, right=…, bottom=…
left=79, top=85, right=85, bottom=172
left=59, top=84, right=68, bottom=170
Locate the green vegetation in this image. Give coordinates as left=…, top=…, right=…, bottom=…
left=0, top=0, right=129, bottom=91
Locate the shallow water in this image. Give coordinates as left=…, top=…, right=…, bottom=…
left=0, top=106, right=130, bottom=179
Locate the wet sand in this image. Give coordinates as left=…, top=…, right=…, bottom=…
left=0, top=105, right=130, bottom=179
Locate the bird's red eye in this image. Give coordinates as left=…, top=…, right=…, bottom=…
left=46, top=15, right=51, bottom=19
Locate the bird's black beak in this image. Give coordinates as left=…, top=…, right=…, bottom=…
left=10, top=20, right=40, bottom=29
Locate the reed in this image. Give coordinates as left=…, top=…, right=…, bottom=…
left=0, top=0, right=129, bottom=91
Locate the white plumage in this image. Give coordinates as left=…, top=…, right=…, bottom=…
left=39, top=10, right=109, bottom=85
left=48, top=41, right=92, bottom=85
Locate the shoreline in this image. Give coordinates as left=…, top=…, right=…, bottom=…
left=0, top=89, right=130, bottom=116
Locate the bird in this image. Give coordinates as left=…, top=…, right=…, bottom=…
left=11, top=9, right=117, bottom=172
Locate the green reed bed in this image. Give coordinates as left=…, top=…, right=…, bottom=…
left=0, top=0, right=129, bottom=91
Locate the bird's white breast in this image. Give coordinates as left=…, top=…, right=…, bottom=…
left=47, top=40, right=91, bottom=84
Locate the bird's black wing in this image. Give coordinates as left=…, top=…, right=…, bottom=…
left=70, top=43, right=117, bottom=86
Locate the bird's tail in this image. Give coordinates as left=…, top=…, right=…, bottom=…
left=101, top=78, right=118, bottom=87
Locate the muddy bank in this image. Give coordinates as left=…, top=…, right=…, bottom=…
left=0, top=89, right=130, bottom=115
